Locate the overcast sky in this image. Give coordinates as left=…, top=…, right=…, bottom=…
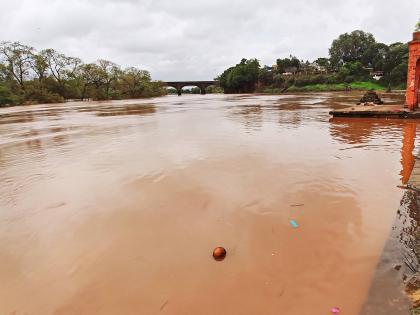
left=0, top=0, right=418, bottom=81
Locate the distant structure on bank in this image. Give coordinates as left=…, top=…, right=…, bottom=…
left=358, top=90, right=384, bottom=105
left=405, top=31, right=420, bottom=111
left=165, top=81, right=218, bottom=96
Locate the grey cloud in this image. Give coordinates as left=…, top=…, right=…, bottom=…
left=0, top=0, right=418, bottom=81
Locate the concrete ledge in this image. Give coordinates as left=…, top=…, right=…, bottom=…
left=330, top=105, right=420, bottom=119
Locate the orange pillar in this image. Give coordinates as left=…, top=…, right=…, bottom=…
left=405, top=32, right=420, bottom=111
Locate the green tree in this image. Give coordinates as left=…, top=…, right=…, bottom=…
left=78, top=63, right=107, bottom=100
left=315, top=58, right=331, bottom=70
left=120, top=67, right=152, bottom=98
left=0, top=41, right=34, bottom=91
left=276, top=55, right=300, bottom=73
left=97, top=59, right=121, bottom=99
left=219, top=58, right=260, bottom=93
left=40, top=49, right=81, bottom=97
left=258, top=67, right=274, bottom=86
left=361, top=42, right=389, bottom=69
left=329, top=30, right=376, bottom=69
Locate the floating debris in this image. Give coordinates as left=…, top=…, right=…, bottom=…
left=290, top=220, right=299, bottom=228
left=213, top=247, right=227, bottom=261
left=331, top=306, right=340, bottom=314
left=290, top=204, right=304, bottom=207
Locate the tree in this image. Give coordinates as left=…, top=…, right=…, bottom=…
left=218, top=58, right=260, bottom=93
left=329, top=30, right=376, bottom=69
left=120, top=67, right=152, bottom=98
left=361, top=42, right=389, bottom=69
left=78, top=63, right=106, bottom=100
left=97, top=59, right=121, bottom=99
left=30, top=53, right=49, bottom=83
left=40, top=49, right=81, bottom=84
left=381, top=43, right=407, bottom=73
left=258, top=67, right=274, bottom=86
left=0, top=41, right=34, bottom=91
left=40, top=49, right=81, bottom=97
left=416, top=21, right=420, bottom=32
left=276, top=55, right=300, bottom=73
left=315, top=58, right=330, bottom=70
left=0, top=41, right=166, bottom=104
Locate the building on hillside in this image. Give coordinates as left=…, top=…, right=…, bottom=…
left=371, top=71, right=384, bottom=81
left=308, top=62, right=327, bottom=74
left=282, top=66, right=298, bottom=75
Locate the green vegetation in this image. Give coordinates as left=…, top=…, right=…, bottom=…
left=283, top=81, right=385, bottom=93
left=218, top=30, right=409, bottom=94
left=0, top=41, right=166, bottom=106
left=218, top=58, right=260, bottom=93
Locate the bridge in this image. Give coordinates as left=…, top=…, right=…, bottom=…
left=164, top=81, right=219, bottom=96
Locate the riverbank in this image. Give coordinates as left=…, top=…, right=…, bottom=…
left=261, top=81, right=404, bottom=93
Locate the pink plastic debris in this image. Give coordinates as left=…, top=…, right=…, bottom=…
left=331, top=307, right=340, bottom=314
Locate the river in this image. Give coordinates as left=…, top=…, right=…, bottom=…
left=0, top=92, right=416, bottom=314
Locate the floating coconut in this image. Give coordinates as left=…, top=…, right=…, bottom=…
left=213, top=247, right=227, bottom=261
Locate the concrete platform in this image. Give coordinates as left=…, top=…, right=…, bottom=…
left=330, top=104, right=420, bottom=119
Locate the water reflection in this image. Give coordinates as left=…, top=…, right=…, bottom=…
left=0, top=111, right=35, bottom=125
left=329, top=118, right=377, bottom=145
left=401, top=123, right=417, bottom=184
left=77, top=104, right=156, bottom=117
left=330, top=118, right=418, bottom=185
left=228, top=105, right=263, bottom=131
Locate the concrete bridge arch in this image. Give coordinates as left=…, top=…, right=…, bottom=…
left=165, top=81, right=219, bottom=96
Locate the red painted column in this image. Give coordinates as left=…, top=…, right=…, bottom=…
left=405, top=32, right=420, bottom=111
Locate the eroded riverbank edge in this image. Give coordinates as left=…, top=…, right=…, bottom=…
left=361, top=163, right=420, bottom=314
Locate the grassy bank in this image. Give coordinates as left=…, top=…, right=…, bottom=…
left=262, top=81, right=393, bottom=93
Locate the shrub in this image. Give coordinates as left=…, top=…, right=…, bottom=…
left=0, top=84, right=21, bottom=106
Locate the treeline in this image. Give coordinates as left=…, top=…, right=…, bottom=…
left=0, top=42, right=166, bottom=106
left=218, top=30, right=410, bottom=93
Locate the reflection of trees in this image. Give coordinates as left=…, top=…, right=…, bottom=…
left=227, top=104, right=306, bottom=131
left=330, top=119, right=417, bottom=185
left=329, top=118, right=377, bottom=144
left=77, top=104, right=156, bottom=117
left=229, top=105, right=263, bottom=132
left=277, top=110, right=302, bottom=129
left=0, top=111, right=35, bottom=125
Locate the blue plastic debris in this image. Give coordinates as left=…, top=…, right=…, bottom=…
left=290, top=220, right=299, bottom=228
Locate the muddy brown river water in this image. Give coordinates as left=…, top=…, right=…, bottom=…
left=0, top=92, right=417, bottom=314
